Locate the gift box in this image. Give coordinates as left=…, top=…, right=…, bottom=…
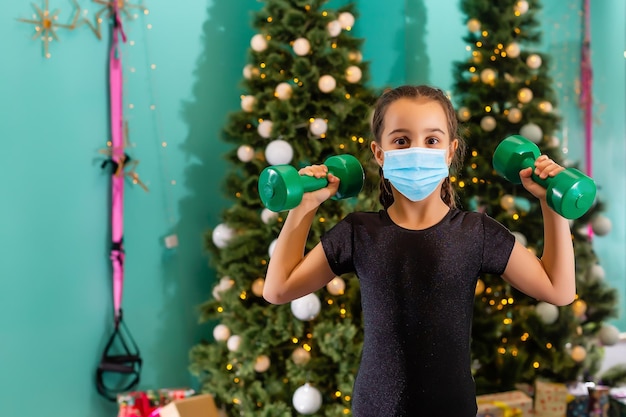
left=476, top=390, right=533, bottom=416
left=160, top=394, right=219, bottom=417
left=534, top=380, right=568, bottom=417
left=566, top=382, right=590, bottom=417
left=117, top=388, right=196, bottom=417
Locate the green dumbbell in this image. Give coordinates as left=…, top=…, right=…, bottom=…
left=493, top=135, right=596, bottom=219
left=258, top=154, right=364, bottom=212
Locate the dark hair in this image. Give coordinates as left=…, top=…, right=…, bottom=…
left=370, top=85, right=466, bottom=209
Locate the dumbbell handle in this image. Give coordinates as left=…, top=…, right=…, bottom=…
left=300, top=173, right=332, bottom=193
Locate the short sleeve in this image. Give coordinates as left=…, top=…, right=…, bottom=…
left=480, top=214, right=515, bottom=275
left=320, top=213, right=355, bottom=276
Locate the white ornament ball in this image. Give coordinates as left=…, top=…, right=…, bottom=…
left=227, top=335, right=242, bottom=352
left=291, top=293, right=321, bottom=321
left=275, top=82, right=293, bottom=100
left=512, top=231, right=527, bottom=247
left=535, top=301, right=559, bottom=324
left=212, top=223, right=235, bottom=249
left=293, top=38, right=311, bottom=56
left=213, top=324, right=231, bottom=342
left=467, top=18, right=481, bottom=32
left=348, top=50, right=363, bottom=63
left=526, top=54, right=543, bottom=69
left=237, top=145, right=255, bottom=162
left=598, top=323, right=620, bottom=346
left=326, top=277, right=346, bottom=296
left=520, top=123, right=543, bottom=143
left=257, top=120, right=273, bottom=138
left=240, top=95, right=256, bottom=112
left=505, top=42, right=521, bottom=58
left=538, top=101, right=553, bottom=113
left=292, top=383, right=323, bottom=415
left=480, top=116, right=496, bottom=132
left=514, top=0, right=529, bottom=15
left=571, top=345, right=587, bottom=362
left=318, top=75, right=337, bottom=93
left=250, top=34, right=268, bottom=52
left=265, top=139, right=294, bottom=165
left=268, top=238, right=278, bottom=257
left=252, top=278, right=265, bottom=297
left=219, top=276, right=235, bottom=292
left=338, top=12, right=355, bottom=29
left=517, top=87, right=533, bottom=103
left=457, top=107, right=471, bottom=122
left=480, top=68, right=497, bottom=84
left=589, top=264, right=605, bottom=281
left=254, top=355, right=271, bottom=372
left=327, top=20, right=342, bottom=37
left=591, top=215, right=612, bottom=236
left=292, top=347, right=311, bottom=365
left=547, top=136, right=560, bottom=148
left=507, top=107, right=523, bottom=123
left=309, top=118, right=328, bottom=136
left=345, top=65, right=362, bottom=83
left=261, top=208, right=279, bottom=224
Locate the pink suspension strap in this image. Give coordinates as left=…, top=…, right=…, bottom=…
left=96, top=5, right=142, bottom=402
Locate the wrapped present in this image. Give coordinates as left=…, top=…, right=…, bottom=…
left=117, top=388, right=195, bottom=417
left=588, top=385, right=611, bottom=417
left=535, top=380, right=568, bottom=417
left=566, top=382, right=589, bottom=417
left=476, top=390, right=533, bottom=416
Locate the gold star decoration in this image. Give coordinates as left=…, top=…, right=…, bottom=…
left=82, top=0, right=147, bottom=40
left=98, top=122, right=149, bottom=192
left=18, top=0, right=81, bottom=58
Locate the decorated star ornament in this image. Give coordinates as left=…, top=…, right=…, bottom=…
left=83, top=0, right=147, bottom=40
left=18, top=0, right=81, bottom=58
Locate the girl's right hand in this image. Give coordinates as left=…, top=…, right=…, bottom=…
left=298, top=164, right=341, bottom=208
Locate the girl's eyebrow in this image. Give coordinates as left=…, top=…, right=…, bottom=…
left=387, top=127, right=446, bottom=137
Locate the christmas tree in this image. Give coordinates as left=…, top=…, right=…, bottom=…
left=451, top=0, right=620, bottom=394
left=189, top=1, right=379, bottom=415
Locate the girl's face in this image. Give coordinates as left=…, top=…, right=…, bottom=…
left=371, top=97, right=458, bottom=167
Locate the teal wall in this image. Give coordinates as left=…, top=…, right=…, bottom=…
left=1, top=1, right=623, bottom=416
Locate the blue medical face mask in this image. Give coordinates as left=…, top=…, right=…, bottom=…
left=382, top=147, right=449, bottom=202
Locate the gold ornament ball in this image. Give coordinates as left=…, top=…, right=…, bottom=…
left=507, top=107, right=522, bottom=123
left=274, top=82, right=293, bottom=100
left=345, top=65, right=362, bottom=83
left=467, top=18, right=481, bottom=32
left=570, top=345, right=587, bottom=362
left=517, top=87, right=533, bottom=104
left=538, top=100, right=553, bottom=113
left=250, top=33, right=268, bottom=52
left=252, top=278, right=265, bottom=297
left=254, top=354, right=271, bottom=372
left=505, top=42, right=521, bottom=58
left=348, top=50, right=363, bottom=63
left=480, top=68, right=496, bottom=84
left=514, top=0, right=529, bottom=15
left=480, top=116, right=496, bottom=132
left=457, top=107, right=471, bottom=122
left=475, top=279, right=485, bottom=296
left=318, top=74, right=337, bottom=93
left=526, top=54, right=543, bottom=69
left=292, top=347, right=311, bottom=365
left=500, top=194, right=516, bottom=210
left=241, top=95, right=256, bottom=112
left=293, top=37, right=311, bottom=56
left=572, top=299, right=588, bottom=318
left=326, top=277, right=346, bottom=296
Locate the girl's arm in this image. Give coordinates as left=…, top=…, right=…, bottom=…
left=501, top=155, right=576, bottom=306
left=263, top=165, right=339, bottom=305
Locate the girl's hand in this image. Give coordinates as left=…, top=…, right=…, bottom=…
left=519, top=155, right=564, bottom=200
left=298, top=164, right=340, bottom=208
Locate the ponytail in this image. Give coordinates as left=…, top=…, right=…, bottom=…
left=440, top=177, right=457, bottom=209
left=378, top=167, right=394, bottom=209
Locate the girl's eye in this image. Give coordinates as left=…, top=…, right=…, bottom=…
left=393, top=137, right=409, bottom=145
left=426, top=137, right=440, bottom=145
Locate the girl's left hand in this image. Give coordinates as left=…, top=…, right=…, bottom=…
left=519, top=155, right=565, bottom=200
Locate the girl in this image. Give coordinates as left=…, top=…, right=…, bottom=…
left=263, top=85, right=575, bottom=416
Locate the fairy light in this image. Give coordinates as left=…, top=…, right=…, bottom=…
left=533, top=362, right=540, bottom=369
left=226, top=363, right=233, bottom=370
left=546, top=343, right=553, bottom=349
left=217, top=306, right=224, bottom=313
left=521, top=332, right=529, bottom=341
left=292, top=337, right=299, bottom=344
left=303, top=343, right=311, bottom=351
